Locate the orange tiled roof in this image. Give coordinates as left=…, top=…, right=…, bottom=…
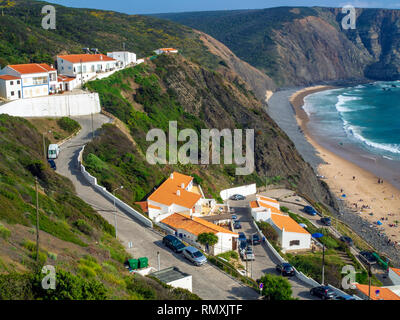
left=270, top=213, right=310, bottom=234
left=161, top=212, right=238, bottom=236
left=57, top=75, right=75, bottom=82
left=250, top=201, right=259, bottom=209
left=391, top=268, right=400, bottom=277
left=134, top=201, right=148, bottom=213
left=258, top=201, right=282, bottom=214
left=159, top=48, right=178, bottom=51
left=148, top=172, right=201, bottom=209
left=0, top=75, right=20, bottom=80
left=8, top=63, right=55, bottom=75
left=149, top=204, right=161, bottom=210
left=58, top=54, right=116, bottom=64
left=257, top=195, right=279, bottom=204
left=355, top=284, right=400, bottom=300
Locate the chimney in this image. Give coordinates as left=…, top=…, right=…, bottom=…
left=170, top=173, right=174, bottom=179
left=177, top=190, right=180, bottom=196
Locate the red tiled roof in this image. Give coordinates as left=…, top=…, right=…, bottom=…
left=8, top=63, right=55, bottom=75
left=57, top=75, right=75, bottom=82
left=161, top=212, right=238, bottom=236
left=148, top=172, right=201, bottom=209
left=270, top=213, right=310, bottom=234
left=355, top=284, right=400, bottom=300
left=58, top=54, right=116, bottom=64
left=0, top=75, right=20, bottom=81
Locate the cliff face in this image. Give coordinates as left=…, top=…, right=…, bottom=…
left=156, top=7, right=400, bottom=86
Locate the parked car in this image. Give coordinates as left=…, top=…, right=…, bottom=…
left=239, top=240, right=247, bottom=252
left=304, top=205, right=317, bottom=216
left=340, top=236, right=353, bottom=246
left=238, top=232, right=246, bottom=243
left=231, top=215, right=238, bottom=221
left=276, top=263, right=295, bottom=276
left=182, top=246, right=207, bottom=266
left=47, top=159, right=57, bottom=170
left=310, top=286, right=336, bottom=300
left=234, top=221, right=242, bottom=229
left=320, top=217, right=332, bottom=226
left=333, top=294, right=356, bottom=300
left=248, top=234, right=261, bottom=245
left=229, top=194, right=246, bottom=201
left=359, top=251, right=377, bottom=264
left=162, top=235, right=186, bottom=253
left=47, top=144, right=60, bottom=159
left=241, top=246, right=255, bottom=261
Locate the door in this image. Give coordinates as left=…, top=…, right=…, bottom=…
left=18, top=91, right=21, bottom=99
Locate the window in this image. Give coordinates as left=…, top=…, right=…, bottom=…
left=32, top=76, right=48, bottom=85
left=10, top=81, right=13, bottom=85
left=289, top=240, right=300, bottom=246
left=10, top=91, right=14, bottom=96
left=17, top=80, right=20, bottom=84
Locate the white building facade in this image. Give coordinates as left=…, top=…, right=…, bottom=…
left=0, top=75, right=22, bottom=100
left=107, top=51, right=136, bottom=68
left=57, top=54, right=117, bottom=86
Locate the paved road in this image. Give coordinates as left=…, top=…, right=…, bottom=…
left=55, top=114, right=259, bottom=300
left=228, top=198, right=317, bottom=300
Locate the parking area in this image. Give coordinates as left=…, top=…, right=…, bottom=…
left=227, top=197, right=316, bottom=300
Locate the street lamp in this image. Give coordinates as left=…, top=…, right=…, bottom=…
left=113, top=186, right=123, bottom=239
left=312, top=232, right=325, bottom=285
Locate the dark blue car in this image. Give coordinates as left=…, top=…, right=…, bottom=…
left=304, top=206, right=317, bottom=216
left=48, top=159, right=56, bottom=170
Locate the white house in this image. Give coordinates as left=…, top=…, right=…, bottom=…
left=145, top=172, right=205, bottom=222
left=151, top=267, right=192, bottom=292
left=389, top=268, right=400, bottom=285
left=250, top=197, right=311, bottom=252
left=57, top=54, right=117, bottom=86
left=0, top=75, right=22, bottom=100
left=154, top=48, right=179, bottom=55
left=57, top=74, right=77, bottom=92
left=160, top=212, right=238, bottom=255
left=107, top=51, right=136, bottom=68
left=0, top=63, right=58, bottom=99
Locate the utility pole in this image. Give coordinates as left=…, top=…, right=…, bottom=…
left=157, top=251, right=161, bottom=271
left=35, top=177, right=40, bottom=263
left=113, top=186, right=123, bottom=239
left=322, top=244, right=325, bottom=285
left=91, top=112, right=94, bottom=140
left=80, top=59, right=83, bottom=87
left=368, top=262, right=372, bottom=300
left=42, top=133, right=46, bottom=162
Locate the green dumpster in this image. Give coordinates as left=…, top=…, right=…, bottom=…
left=128, top=259, right=139, bottom=270
left=138, top=257, right=148, bottom=269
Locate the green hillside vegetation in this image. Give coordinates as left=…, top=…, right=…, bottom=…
left=0, top=114, right=199, bottom=300
left=0, top=0, right=219, bottom=69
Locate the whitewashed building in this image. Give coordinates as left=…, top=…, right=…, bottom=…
left=250, top=196, right=311, bottom=252
left=154, top=48, right=178, bottom=55
left=0, top=75, right=22, bottom=100
left=107, top=51, right=136, bottom=68
left=151, top=267, right=193, bottom=292
left=0, top=63, right=58, bottom=99
left=160, top=212, right=238, bottom=255
left=389, top=268, right=400, bottom=285
left=57, top=54, right=117, bottom=86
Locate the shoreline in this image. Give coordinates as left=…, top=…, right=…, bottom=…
left=290, top=86, right=400, bottom=245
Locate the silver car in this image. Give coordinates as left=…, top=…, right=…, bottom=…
left=182, top=246, right=207, bottom=266
left=241, top=246, right=255, bottom=261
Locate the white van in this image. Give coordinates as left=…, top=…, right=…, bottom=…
left=48, top=144, right=60, bottom=159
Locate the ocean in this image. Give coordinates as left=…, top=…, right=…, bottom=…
left=303, top=81, right=400, bottom=162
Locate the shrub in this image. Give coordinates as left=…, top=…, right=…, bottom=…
left=74, top=219, right=93, bottom=236
left=57, top=117, right=81, bottom=134
left=0, top=224, right=11, bottom=239
left=257, top=221, right=279, bottom=242
left=259, top=273, right=293, bottom=300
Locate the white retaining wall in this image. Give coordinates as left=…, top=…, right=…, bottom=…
left=220, top=184, right=256, bottom=201
left=0, top=92, right=101, bottom=117
left=78, top=146, right=153, bottom=228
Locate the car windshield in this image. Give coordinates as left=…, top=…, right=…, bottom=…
left=192, top=251, right=203, bottom=258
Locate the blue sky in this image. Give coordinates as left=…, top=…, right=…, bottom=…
left=46, top=0, right=399, bottom=14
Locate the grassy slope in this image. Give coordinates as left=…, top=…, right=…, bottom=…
left=0, top=0, right=219, bottom=70
left=0, top=114, right=199, bottom=300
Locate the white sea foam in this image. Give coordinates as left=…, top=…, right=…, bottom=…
left=345, top=124, right=400, bottom=155
left=335, top=95, right=362, bottom=113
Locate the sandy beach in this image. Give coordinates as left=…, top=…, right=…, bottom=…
left=290, top=86, right=400, bottom=245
